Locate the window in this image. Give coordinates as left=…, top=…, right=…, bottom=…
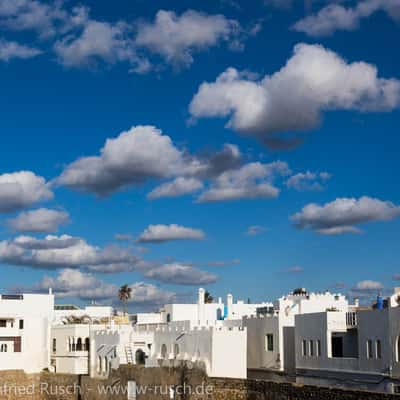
left=376, top=340, right=382, bottom=359
left=309, top=340, right=315, bottom=357
left=161, top=344, right=167, bottom=359
left=85, top=338, right=90, bottom=351
left=174, top=344, right=180, bottom=357
left=302, top=340, right=307, bottom=357
left=367, top=339, right=373, bottom=359
left=19, top=320, right=24, bottom=330
left=52, top=338, right=56, bottom=353
left=316, top=340, right=321, bottom=357
left=266, top=334, right=274, bottom=351
left=0, top=344, right=7, bottom=352
left=0, top=320, right=6, bottom=328
left=76, top=338, right=82, bottom=351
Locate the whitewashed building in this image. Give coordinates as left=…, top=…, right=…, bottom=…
left=294, top=289, right=400, bottom=393
left=54, top=303, right=113, bottom=324
left=146, top=321, right=247, bottom=379
left=0, top=290, right=54, bottom=373
left=244, top=289, right=351, bottom=375
left=156, top=288, right=272, bottom=325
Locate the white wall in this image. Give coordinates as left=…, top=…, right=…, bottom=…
left=147, top=323, right=247, bottom=379
left=0, top=293, right=54, bottom=373
left=51, top=324, right=91, bottom=374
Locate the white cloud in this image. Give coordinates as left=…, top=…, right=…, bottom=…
left=0, top=235, right=139, bottom=270
left=54, top=20, right=137, bottom=68
left=0, top=0, right=80, bottom=37
left=28, top=268, right=176, bottom=307
left=0, top=171, right=53, bottom=213
left=56, top=125, right=190, bottom=196
left=7, top=208, right=69, bottom=233
left=245, top=225, right=267, bottom=236
left=354, top=280, right=384, bottom=291
left=189, top=44, right=400, bottom=145
left=197, top=161, right=289, bottom=202
left=135, top=9, right=241, bottom=67
left=137, top=224, right=205, bottom=243
left=13, top=235, right=80, bottom=250
left=291, top=196, right=400, bottom=234
left=349, top=279, right=385, bottom=299
left=292, top=0, right=400, bottom=37
left=286, top=171, right=331, bottom=191
left=148, top=177, right=203, bottom=199
left=144, top=263, right=217, bottom=285
left=0, top=39, right=41, bottom=61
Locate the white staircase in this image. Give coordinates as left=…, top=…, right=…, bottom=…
left=125, top=345, right=134, bottom=364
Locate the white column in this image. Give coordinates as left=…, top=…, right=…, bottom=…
left=227, top=294, right=233, bottom=319
left=198, top=288, right=205, bottom=325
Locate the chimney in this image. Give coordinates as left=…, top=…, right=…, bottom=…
left=198, top=288, right=205, bottom=325
left=227, top=293, right=233, bottom=319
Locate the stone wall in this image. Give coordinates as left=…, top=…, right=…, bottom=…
left=0, top=366, right=399, bottom=400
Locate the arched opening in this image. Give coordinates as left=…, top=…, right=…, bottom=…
left=166, top=313, right=171, bottom=323
left=217, top=308, right=223, bottom=320
left=174, top=344, right=180, bottom=358
left=102, top=357, right=106, bottom=374
left=84, top=338, right=90, bottom=351
left=71, top=338, right=76, bottom=352
left=76, top=338, right=82, bottom=351
left=135, top=349, right=146, bottom=365
left=161, top=344, right=167, bottom=359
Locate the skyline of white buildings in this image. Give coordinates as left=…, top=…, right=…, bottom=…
left=0, top=285, right=399, bottom=393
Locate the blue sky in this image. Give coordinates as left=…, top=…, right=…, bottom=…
left=0, top=0, right=399, bottom=310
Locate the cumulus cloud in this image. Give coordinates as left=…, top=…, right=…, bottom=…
left=189, top=43, right=400, bottom=145
left=245, top=225, right=267, bottom=236
left=0, top=39, right=41, bottom=61
left=0, top=0, right=86, bottom=37
left=144, top=263, right=217, bottom=285
left=22, top=268, right=176, bottom=308
left=286, top=171, right=331, bottom=191
left=54, top=20, right=139, bottom=68
left=291, top=196, right=400, bottom=234
left=56, top=125, right=191, bottom=196
left=349, top=280, right=384, bottom=299
left=135, top=9, right=241, bottom=68
left=148, top=177, right=203, bottom=199
left=7, top=208, right=70, bottom=233
left=293, top=0, right=400, bottom=37
left=197, top=161, right=289, bottom=202
left=0, top=234, right=139, bottom=271
left=137, top=224, right=205, bottom=243
left=13, top=235, right=80, bottom=250
left=0, top=171, right=53, bottom=213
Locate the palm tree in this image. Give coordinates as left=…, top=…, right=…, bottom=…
left=204, top=290, right=213, bottom=304
left=118, top=284, right=132, bottom=315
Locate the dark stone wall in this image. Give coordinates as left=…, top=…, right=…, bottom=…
left=0, top=367, right=398, bottom=400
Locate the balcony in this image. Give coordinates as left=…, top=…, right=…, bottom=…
left=346, top=312, right=357, bottom=327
